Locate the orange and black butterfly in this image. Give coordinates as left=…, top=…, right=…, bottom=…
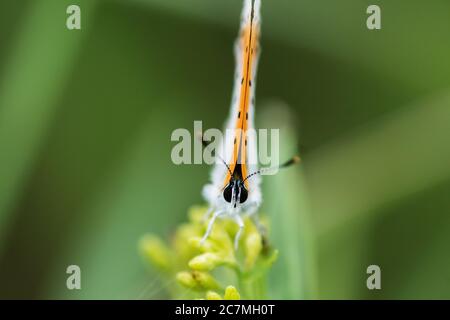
left=201, top=0, right=299, bottom=248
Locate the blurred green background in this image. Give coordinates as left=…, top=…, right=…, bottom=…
left=1, top=0, right=450, bottom=299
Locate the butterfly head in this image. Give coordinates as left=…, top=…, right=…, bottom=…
left=223, top=178, right=248, bottom=208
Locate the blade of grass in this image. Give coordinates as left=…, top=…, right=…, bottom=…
left=260, top=102, right=318, bottom=299
left=0, top=0, right=98, bottom=252
left=306, top=91, right=450, bottom=236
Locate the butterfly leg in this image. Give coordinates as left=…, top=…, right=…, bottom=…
left=246, top=203, right=268, bottom=245
left=200, top=209, right=223, bottom=245
left=250, top=213, right=267, bottom=238
left=246, top=203, right=264, bottom=232
left=233, top=214, right=244, bottom=250
left=201, top=206, right=215, bottom=223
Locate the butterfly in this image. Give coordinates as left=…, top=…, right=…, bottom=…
left=201, top=0, right=299, bottom=249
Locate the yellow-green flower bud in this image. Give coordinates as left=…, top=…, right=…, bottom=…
left=173, top=223, right=203, bottom=261
left=139, top=234, right=171, bottom=271
left=208, top=223, right=234, bottom=252
left=224, top=286, right=240, bottom=300
left=188, top=252, right=222, bottom=271
left=189, top=237, right=215, bottom=252
left=176, top=271, right=220, bottom=291
left=188, top=206, right=208, bottom=224
left=191, top=271, right=220, bottom=290
left=206, top=291, right=223, bottom=300
left=245, top=231, right=263, bottom=269
left=176, top=271, right=196, bottom=289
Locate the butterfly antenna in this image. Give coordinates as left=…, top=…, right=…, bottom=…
left=198, top=132, right=233, bottom=176
left=243, top=155, right=301, bottom=182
